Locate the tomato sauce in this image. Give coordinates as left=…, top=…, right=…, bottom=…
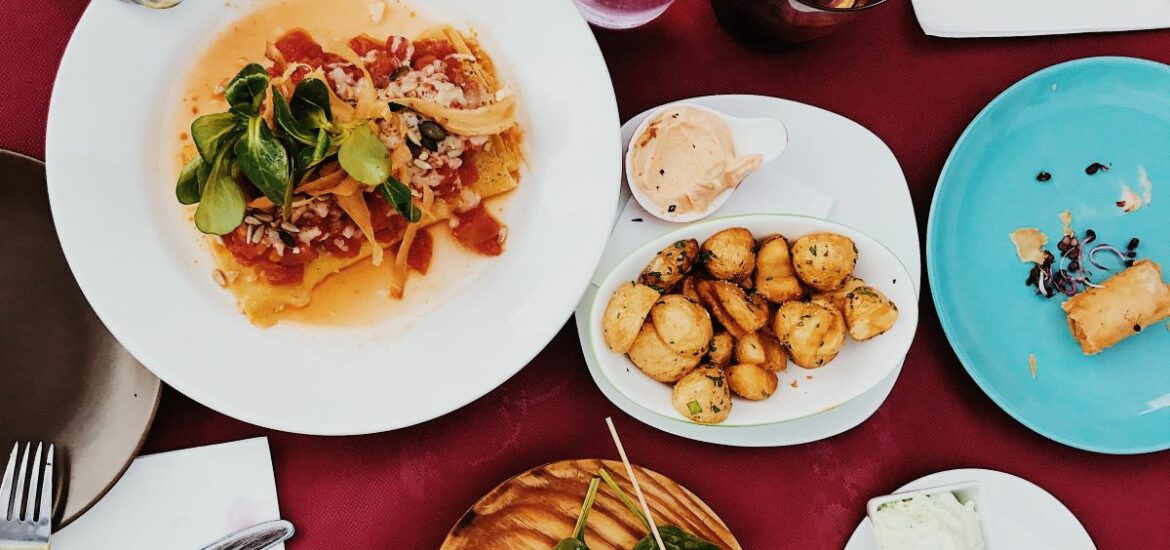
left=348, top=35, right=412, bottom=88
left=451, top=204, right=505, bottom=256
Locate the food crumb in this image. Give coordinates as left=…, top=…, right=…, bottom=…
left=1028, top=353, right=1037, bottom=380
left=790, top=380, right=799, bottom=388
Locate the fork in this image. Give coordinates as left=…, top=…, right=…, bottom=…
left=0, top=443, right=53, bottom=549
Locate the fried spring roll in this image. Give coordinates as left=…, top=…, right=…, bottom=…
left=1062, top=260, right=1170, bottom=355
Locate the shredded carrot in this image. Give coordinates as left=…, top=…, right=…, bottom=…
left=1029, top=354, right=1038, bottom=379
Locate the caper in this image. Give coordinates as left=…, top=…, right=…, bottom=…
left=419, top=120, right=446, bottom=142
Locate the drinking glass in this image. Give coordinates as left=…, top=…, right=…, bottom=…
left=711, top=0, right=888, bottom=49
left=572, top=0, right=678, bottom=30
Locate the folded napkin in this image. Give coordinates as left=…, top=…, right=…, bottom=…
left=912, top=0, right=1170, bottom=37
left=590, top=173, right=834, bottom=287
left=53, top=438, right=284, bottom=550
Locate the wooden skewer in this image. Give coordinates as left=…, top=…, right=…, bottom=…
left=606, top=417, right=666, bottom=549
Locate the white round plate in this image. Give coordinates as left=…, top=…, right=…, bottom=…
left=46, top=0, right=620, bottom=434
left=845, top=469, right=1095, bottom=549
left=590, top=214, right=918, bottom=426
left=575, top=95, right=920, bottom=446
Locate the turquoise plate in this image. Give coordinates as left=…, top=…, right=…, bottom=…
left=928, top=57, right=1170, bottom=454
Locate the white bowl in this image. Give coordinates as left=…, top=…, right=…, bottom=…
left=589, top=214, right=919, bottom=427
left=624, top=103, right=789, bottom=223
left=867, top=481, right=991, bottom=549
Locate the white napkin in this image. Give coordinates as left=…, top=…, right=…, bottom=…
left=912, top=0, right=1170, bottom=37
left=590, top=173, right=834, bottom=286
left=53, top=438, right=284, bottom=550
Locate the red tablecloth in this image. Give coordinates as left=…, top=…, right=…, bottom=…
left=4, top=1, right=1169, bottom=548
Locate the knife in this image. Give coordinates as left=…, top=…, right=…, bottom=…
left=199, top=520, right=295, bottom=550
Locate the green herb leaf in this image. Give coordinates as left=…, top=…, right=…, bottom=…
left=176, top=156, right=208, bottom=205
left=272, top=87, right=317, bottom=146
left=194, top=150, right=246, bottom=235
left=291, top=78, right=333, bottom=130
left=296, top=128, right=332, bottom=174
left=191, top=112, right=244, bottom=161
left=339, top=124, right=392, bottom=185
left=224, top=63, right=270, bottom=116
left=234, top=116, right=291, bottom=212
left=551, top=540, right=589, bottom=550
left=631, top=525, right=721, bottom=550
left=377, top=176, right=421, bottom=222
left=686, top=401, right=702, bottom=415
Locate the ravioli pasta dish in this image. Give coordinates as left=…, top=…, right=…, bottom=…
left=175, top=14, right=522, bottom=327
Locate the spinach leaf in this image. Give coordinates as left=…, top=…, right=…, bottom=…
left=295, top=128, right=332, bottom=174
left=338, top=124, right=392, bottom=186
left=194, top=150, right=246, bottom=235
left=551, top=540, right=589, bottom=550
left=224, top=63, right=269, bottom=115
left=377, top=176, right=421, bottom=223
left=175, top=155, right=207, bottom=205
left=290, top=78, right=333, bottom=130
left=191, top=112, right=244, bottom=161
left=272, top=87, right=317, bottom=146
left=234, top=116, right=291, bottom=212
left=631, top=526, right=720, bottom=550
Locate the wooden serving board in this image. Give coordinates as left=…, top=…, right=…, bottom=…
left=441, top=459, right=741, bottom=550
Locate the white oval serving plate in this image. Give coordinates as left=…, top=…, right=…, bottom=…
left=46, top=0, right=620, bottom=435
left=576, top=94, right=920, bottom=446
left=589, top=213, right=918, bottom=427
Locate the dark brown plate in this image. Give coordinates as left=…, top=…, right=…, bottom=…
left=441, top=459, right=741, bottom=550
left=0, top=150, right=160, bottom=528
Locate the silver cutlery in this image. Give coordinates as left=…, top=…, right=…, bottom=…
left=199, top=519, right=295, bottom=550
left=0, top=442, right=53, bottom=550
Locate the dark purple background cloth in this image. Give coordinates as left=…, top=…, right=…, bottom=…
left=2, top=0, right=1168, bottom=547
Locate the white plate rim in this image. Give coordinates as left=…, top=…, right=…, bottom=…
left=844, top=468, right=1096, bottom=549
left=45, top=0, right=621, bottom=434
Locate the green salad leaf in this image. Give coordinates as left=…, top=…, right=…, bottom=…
left=291, top=78, right=334, bottom=130
left=631, top=526, right=720, bottom=550
left=338, top=124, right=392, bottom=186
left=191, top=112, right=244, bottom=162
left=234, top=116, right=291, bottom=212
left=296, top=128, right=332, bottom=174
left=377, top=176, right=421, bottom=222
left=224, top=63, right=269, bottom=115
left=194, top=149, right=246, bottom=235
left=272, top=87, right=317, bottom=146
left=175, top=156, right=207, bottom=205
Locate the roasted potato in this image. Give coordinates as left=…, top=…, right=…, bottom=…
left=707, top=331, right=734, bottom=368
left=602, top=282, right=660, bottom=353
left=726, top=363, right=778, bottom=400
left=628, top=322, right=702, bottom=382
left=735, top=332, right=767, bottom=364
left=811, top=275, right=866, bottom=315
left=672, top=365, right=732, bottom=424
left=640, top=239, right=699, bottom=292
left=757, top=330, right=789, bottom=372
left=701, top=228, right=756, bottom=281
left=791, top=233, right=858, bottom=292
left=754, top=235, right=803, bottom=303
left=697, top=280, right=769, bottom=338
left=679, top=275, right=703, bottom=304
left=650, top=295, right=713, bottom=356
left=772, top=301, right=847, bottom=369
left=844, top=286, right=899, bottom=341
